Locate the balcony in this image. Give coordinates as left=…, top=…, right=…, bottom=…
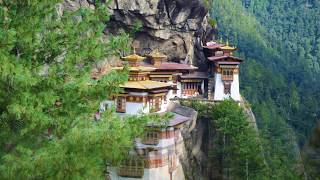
left=142, top=137, right=159, bottom=145
left=221, top=75, right=233, bottom=81
left=117, top=156, right=144, bottom=178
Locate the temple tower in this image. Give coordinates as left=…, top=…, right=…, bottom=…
left=204, top=41, right=243, bottom=102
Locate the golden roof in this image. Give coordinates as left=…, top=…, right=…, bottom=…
left=220, top=40, right=236, bottom=50
left=122, top=54, right=145, bottom=62
left=148, top=49, right=167, bottom=59
left=220, top=45, right=236, bottom=51
left=112, top=66, right=156, bottom=72
left=120, top=80, right=171, bottom=90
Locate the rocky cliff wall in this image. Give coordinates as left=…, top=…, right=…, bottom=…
left=61, top=0, right=216, bottom=69
left=107, top=0, right=215, bottom=69
left=168, top=102, right=206, bottom=180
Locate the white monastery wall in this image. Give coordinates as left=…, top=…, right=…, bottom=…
left=177, top=82, right=182, bottom=98
left=231, top=74, right=241, bottom=101
left=126, top=102, right=146, bottom=115
left=214, top=74, right=241, bottom=101
left=109, top=162, right=185, bottom=180
left=201, top=80, right=205, bottom=94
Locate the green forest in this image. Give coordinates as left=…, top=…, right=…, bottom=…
left=209, top=0, right=320, bottom=178
left=0, top=1, right=166, bottom=179
left=182, top=100, right=301, bottom=179
left=1, top=0, right=320, bottom=179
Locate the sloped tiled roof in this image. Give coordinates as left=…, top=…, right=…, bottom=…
left=208, top=55, right=242, bottom=62
left=112, top=66, right=156, bottom=72
left=156, top=62, right=197, bottom=70
left=168, top=113, right=190, bottom=127
left=122, top=54, right=145, bottom=61
left=220, top=45, right=237, bottom=51
left=180, top=71, right=208, bottom=79
left=147, top=50, right=167, bottom=59
left=120, top=80, right=171, bottom=90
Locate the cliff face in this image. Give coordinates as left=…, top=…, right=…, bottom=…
left=168, top=102, right=205, bottom=179
left=61, top=0, right=215, bottom=69
left=61, top=1, right=215, bottom=179
left=107, top=0, right=215, bottom=69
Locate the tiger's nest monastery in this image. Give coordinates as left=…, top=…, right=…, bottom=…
left=98, top=41, right=243, bottom=180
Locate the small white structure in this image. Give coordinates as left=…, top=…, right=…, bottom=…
left=213, top=64, right=241, bottom=101
left=204, top=42, right=243, bottom=102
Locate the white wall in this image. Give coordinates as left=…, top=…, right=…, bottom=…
left=201, top=80, right=205, bottom=95
left=104, top=100, right=149, bottom=115
left=214, top=73, right=241, bottom=101
left=104, top=89, right=173, bottom=115
left=167, top=90, right=174, bottom=102
left=177, top=82, right=182, bottom=98
left=231, top=75, right=241, bottom=101
left=108, top=163, right=185, bottom=180
left=129, top=92, right=149, bottom=96
left=126, top=102, right=146, bottom=115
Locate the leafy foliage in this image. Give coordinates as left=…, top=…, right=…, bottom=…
left=207, top=2, right=320, bottom=176
left=208, top=0, right=320, bottom=177
left=210, top=0, right=320, bottom=145
left=0, top=1, right=161, bottom=179
left=210, top=100, right=267, bottom=179
left=183, top=100, right=300, bottom=179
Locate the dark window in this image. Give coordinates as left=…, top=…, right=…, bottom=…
left=116, top=97, right=126, bottom=113
left=143, top=130, right=159, bottom=145
left=222, top=69, right=234, bottom=81
left=150, top=97, right=161, bottom=112
left=224, top=83, right=231, bottom=94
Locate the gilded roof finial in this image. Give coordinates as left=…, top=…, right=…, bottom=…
left=219, top=37, right=223, bottom=44
left=122, top=46, right=145, bottom=62
left=220, top=39, right=237, bottom=51
left=148, top=48, right=167, bottom=59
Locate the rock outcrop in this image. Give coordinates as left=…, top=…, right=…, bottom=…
left=107, top=0, right=215, bottom=69
left=61, top=0, right=215, bottom=69
left=168, top=102, right=205, bottom=180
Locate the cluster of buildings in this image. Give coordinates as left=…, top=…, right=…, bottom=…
left=101, top=41, right=243, bottom=180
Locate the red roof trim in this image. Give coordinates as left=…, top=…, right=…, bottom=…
left=208, top=56, right=243, bottom=62
left=217, top=61, right=241, bottom=65
left=156, top=63, right=196, bottom=70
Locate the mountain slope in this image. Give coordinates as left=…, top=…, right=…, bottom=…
left=209, top=0, right=320, bottom=176
left=239, top=0, right=320, bottom=140
left=211, top=0, right=320, bottom=146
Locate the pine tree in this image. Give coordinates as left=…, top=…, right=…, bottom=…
left=210, top=100, right=267, bottom=180
left=0, top=1, right=156, bottom=179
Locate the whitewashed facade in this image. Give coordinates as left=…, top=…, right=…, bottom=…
left=214, top=73, right=241, bottom=101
